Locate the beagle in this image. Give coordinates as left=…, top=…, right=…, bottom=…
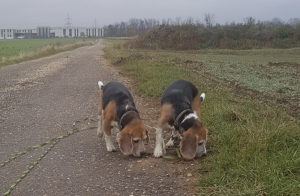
left=153, top=80, right=207, bottom=160
left=97, top=81, right=149, bottom=157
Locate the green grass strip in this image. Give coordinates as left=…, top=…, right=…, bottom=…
left=23, top=170, right=30, bottom=174
left=81, top=126, right=98, bottom=130
left=162, top=156, right=178, bottom=160
left=33, top=144, right=43, bottom=148
left=162, top=139, right=166, bottom=155
left=175, top=148, right=181, bottom=158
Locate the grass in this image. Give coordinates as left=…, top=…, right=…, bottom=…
left=103, top=39, right=300, bottom=195
left=0, top=38, right=97, bottom=67
left=105, top=39, right=127, bottom=44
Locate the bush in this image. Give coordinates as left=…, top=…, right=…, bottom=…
left=124, top=23, right=300, bottom=50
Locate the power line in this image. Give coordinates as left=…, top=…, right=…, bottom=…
left=93, top=18, right=98, bottom=28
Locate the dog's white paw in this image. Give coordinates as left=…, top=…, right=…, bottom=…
left=106, top=145, right=116, bottom=152
left=105, top=134, right=116, bottom=152
left=165, top=138, right=174, bottom=148
left=154, top=147, right=163, bottom=157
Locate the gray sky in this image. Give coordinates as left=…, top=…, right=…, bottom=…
left=1, top=0, right=299, bottom=29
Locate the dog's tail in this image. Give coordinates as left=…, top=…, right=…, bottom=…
left=200, top=93, right=205, bottom=102
left=98, top=81, right=104, bottom=90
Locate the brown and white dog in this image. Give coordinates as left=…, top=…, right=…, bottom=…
left=153, top=80, right=208, bottom=160
left=97, top=81, right=149, bottom=157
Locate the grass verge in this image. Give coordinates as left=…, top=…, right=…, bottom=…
left=0, top=38, right=97, bottom=67
left=103, top=39, right=300, bottom=195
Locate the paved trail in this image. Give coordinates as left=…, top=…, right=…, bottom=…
left=0, top=39, right=201, bottom=196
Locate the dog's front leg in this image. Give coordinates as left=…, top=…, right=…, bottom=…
left=154, top=127, right=163, bottom=157
left=104, top=133, right=116, bottom=152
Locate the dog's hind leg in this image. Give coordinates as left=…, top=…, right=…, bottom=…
left=97, top=113, right=103, bottom=138
left=103, top=118, right=116, bottom=152
left=165, top=138, right=174, bottom=148
left=166, top=127, right=180, bottom=147
left=97, top=82, right=104, bottom=138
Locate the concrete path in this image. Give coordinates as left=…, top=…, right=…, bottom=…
left=0, top=39, right=200, bottom=196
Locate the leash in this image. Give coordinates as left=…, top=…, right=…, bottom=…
left=144, top=124, right=182, bottom=160
left=145, top=124, right=156, bottom=130
left=2, top=121, right=180, bottom=195
left=1, top=118, right=97, bottom=196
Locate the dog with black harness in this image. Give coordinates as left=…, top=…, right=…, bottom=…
left=153, top=80, right=207, bottom=160
left=97, top=81, right=149, bottom=157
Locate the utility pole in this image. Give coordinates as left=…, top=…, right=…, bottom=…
left=93, top=18, right=98, bottom=28
left=64, top=13, right=73, bottom=28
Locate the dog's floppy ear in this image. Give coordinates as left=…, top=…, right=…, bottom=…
left=180, top=133, right=197, bottom=160
left=119, top=131, right=133, bottom=156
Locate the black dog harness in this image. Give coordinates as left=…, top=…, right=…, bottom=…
left=173, top=109, right=194, bottom=134
left=118, top=110, right=139, bottom=131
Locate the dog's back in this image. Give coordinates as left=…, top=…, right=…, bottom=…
left=161, top=80, right=198, bottom=116
left=102, top=82, right=134, bottom=108
left=102, top=82, right=137, bottom=121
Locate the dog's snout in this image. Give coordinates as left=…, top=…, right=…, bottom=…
left=133, top=151, right=146, bottom=157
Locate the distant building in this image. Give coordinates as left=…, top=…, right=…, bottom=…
left=50, top=27, right=104, bottom=38
left=0, top=29, right=16, bottom=39
left=37, top=27, right=50, bottom=38
left=0, top=26, right=104, bottom=39
left=14, top=29, right=36, bottom=39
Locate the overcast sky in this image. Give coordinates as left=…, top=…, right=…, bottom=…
left=1, top=0, right=299, bottom=29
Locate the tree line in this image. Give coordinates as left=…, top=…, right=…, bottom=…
left=103, top=15, right=300, bottom=49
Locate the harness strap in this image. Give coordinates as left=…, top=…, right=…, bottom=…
left=173, top=109, right=193, bottom=132
left=119, top=110, right=139, bottom=130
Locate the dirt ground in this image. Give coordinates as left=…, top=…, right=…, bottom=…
left=0, top=39, right=204, bottom=196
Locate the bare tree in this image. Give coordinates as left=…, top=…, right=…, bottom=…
left=185, top=17, right=195, bottom=25
left=288, top=18, right=300, bottom=26
left=175, top=17, right=181, bottom=25
left=271, top=17, right=284, bottom=25
left=195, top=18, right=202, bottom=26
left=244, top=17, right=256, bottom=26
left=204, top=13, right=215, bottom=27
